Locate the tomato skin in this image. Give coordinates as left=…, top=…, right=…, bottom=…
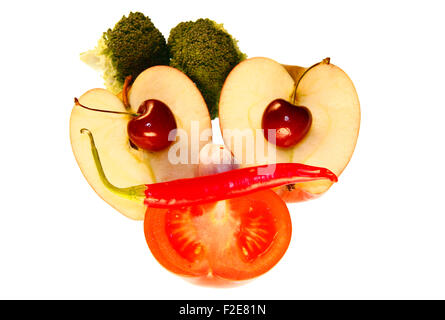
left=144, top=207, right=206, bottom=278
left=144, top=190, right=292, bottom=284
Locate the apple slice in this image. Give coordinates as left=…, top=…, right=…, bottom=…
left=219, top=57, right=360, bottom=201
left=70, top=89, right=153, bottom=220
left=70, top=66, right=212, bottom=220
left=128, top=66, right=213, bottom=182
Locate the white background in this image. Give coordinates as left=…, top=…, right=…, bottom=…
left=0, top=0, right=444, bottom=299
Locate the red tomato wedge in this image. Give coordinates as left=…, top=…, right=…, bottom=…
left=144, top=190, right=292, bottom=283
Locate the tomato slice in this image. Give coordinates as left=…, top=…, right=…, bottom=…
left=144, top=190, right=292, bottom=283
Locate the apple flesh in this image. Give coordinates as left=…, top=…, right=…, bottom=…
left=219, top=57, right=360, bottom=201
left=128, top=66, right=213, bottom=182
left=70, top=66, right=212, bottom=220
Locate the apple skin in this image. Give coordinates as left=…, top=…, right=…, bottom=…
left=218, top=57, right=360, bottom=202
left=272, top=184, right=320, bottom=202
left=282, top=64, right=306, bottom=82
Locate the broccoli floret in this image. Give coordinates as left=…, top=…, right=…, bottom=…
left=168, top=19, right=246, bottom=119
left=80, top=12, right=169, bottom=94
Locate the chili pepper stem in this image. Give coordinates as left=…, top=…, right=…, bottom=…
left=80, top=128, right=146, bottom=202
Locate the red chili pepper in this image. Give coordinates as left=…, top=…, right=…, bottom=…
left=81, top=129, right=338, bottom=209
left=144, top=163, right=336, bottom=207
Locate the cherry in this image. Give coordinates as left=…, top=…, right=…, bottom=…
left=74, top=97, right=177, bottom=152
left=127, top=99, right=177, bottom=151
left=261, top=99, right=312, bottom=148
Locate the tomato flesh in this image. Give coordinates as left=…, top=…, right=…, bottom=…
left=165, top=206, right=206, bottom=263
left=232, top=197, right=278, bottom=262
left=144, top=190, right=292, bottom=283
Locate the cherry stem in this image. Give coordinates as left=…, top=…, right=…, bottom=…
left=290, top=57, right=331, bottom=104
left=122, top=75, right=132, bottom=110
left=74, top=98, right=140, bottom=117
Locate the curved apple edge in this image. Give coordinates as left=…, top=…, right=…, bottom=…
left=279, top=57, right=360, bottom=203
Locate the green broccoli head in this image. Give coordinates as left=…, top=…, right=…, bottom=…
left=81, top=12, right=169, bottom=94
left=168, top=19, right=246, bottom=119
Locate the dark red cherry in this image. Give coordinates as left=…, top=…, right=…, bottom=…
left=261, top=99, right=312, bottom=148
left=127, top=99, right=177, bottom=151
